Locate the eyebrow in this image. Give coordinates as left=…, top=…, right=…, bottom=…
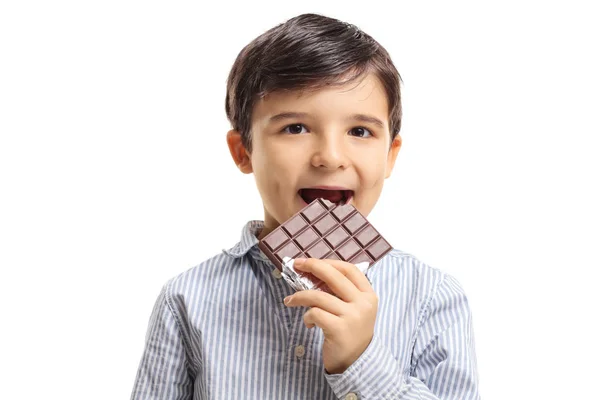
left=268, top=112, right=385, bottom=128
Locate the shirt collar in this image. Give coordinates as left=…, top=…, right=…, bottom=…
left=222, top=220, right=266, bottom=259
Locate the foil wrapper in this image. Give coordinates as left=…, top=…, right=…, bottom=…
left=281, top=256, right=370, bottom=293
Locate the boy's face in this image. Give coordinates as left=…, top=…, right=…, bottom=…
left=227, top=73, right=402, bottom=239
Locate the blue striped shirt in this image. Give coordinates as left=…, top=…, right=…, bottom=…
left=131, top=221, right=480, bottom=399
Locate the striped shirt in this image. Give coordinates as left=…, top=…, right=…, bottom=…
left=131, top=221, right=480, bottom=399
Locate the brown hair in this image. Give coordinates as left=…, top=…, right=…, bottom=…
left=225, top=13, right=402, bottom=152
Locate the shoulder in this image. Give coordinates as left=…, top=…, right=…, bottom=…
left=370, top=248, right=463, bottom=304
left=160, top=250, right=242, bottom=303
left=372, top=248, right=447, bottom=285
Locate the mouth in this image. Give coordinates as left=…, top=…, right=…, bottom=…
left=298, top=187, right=354, bottom=206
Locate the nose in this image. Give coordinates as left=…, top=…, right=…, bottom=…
left=310, top=133, right=350, bottom=170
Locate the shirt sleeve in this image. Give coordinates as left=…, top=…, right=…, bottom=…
left=130, top=283, right=195, bottom=400
left=323, top=274, right=480, bottom=400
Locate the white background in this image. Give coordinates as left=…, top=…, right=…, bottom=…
left=1, top=0, right=598, bottom=398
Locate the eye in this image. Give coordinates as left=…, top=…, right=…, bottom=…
left=349, top=127, right=373, bottom=138
left=282, top=124, right=308, bottom=134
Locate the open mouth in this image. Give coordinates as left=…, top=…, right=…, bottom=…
left=298, top=188, right=354, bottom=206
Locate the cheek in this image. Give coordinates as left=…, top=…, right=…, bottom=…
left=356, top=151, right=388, bottom=188
left=251, top=145, right=296, bottom=192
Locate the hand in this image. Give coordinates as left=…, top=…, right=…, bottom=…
left=283, top=257, right=378, bottom=374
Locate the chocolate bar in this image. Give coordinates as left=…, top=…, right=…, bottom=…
left=258, top=198, right=393, bottom=292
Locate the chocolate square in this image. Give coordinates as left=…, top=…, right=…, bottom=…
left=258, top=198, right=393, bottom=272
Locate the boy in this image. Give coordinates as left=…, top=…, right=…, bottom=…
left=131, top=13, right=480, bottom=400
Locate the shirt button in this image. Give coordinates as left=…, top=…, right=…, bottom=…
left=344, top=393, right=358, bottom=400
left=294, top=345, right=305, bottom=358
left=271, top=268, right=282, bottom=279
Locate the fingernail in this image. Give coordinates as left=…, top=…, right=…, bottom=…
left=295, top=258, right=306, bottom=267
left=284, top=296, right=292, bottom=305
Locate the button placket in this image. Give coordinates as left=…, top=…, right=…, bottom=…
left=249, top=251, right=297, bottom=336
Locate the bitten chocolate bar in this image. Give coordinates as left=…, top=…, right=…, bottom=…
left=258, top=198, right=393, bottom=273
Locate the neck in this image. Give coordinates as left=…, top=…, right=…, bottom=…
left=257, top=212, right=280, bottom=240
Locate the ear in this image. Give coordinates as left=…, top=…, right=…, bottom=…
left=226, top=129, right=253, bottom=174
left=385, top=135, right=402, bottom=179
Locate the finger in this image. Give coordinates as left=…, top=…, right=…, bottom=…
left=295, top=258, right=359, bottom=302
left=303, top=306, right=340, bottom=332
left=285, top=289, right=347, bottom=316
left=294, top=271, right=339, bottom=298
left=318, top=259, right=375, bottom=293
